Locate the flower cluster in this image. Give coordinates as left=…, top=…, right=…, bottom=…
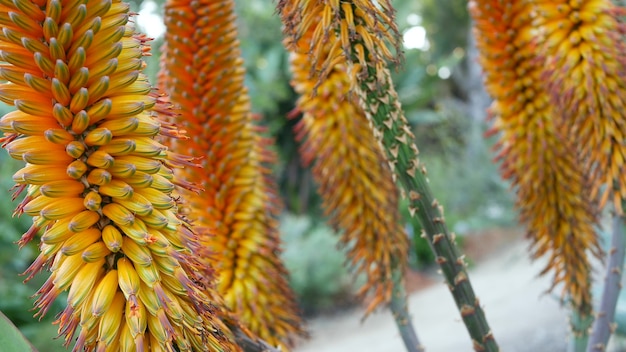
left=470, top=0, right=601, bottom=312
left=0, top=0, right=237, bottom=350
left=288, top=28, right=408, bottom=314
left=159, top=0, right=303, bottom=348
left=530, top=0, right=626, bottom=213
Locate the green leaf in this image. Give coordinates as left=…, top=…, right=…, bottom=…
left=0, top=311, right=37, bottom=352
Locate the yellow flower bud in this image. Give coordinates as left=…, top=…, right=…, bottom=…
left=52, top=103, right=73, bottom=126
left=91, top=269, right=118, bottom=317
left=113, top=193, right=153, bottom=216
left=81, top=241, right=111, bottom=263
left=51, top=77, right=71, bottom=106
left=116, top=257, right=140, bottom=301
left=67, top=260, right=105, bottom=309
left=65, top=140, right=86, bottom=159
left=14, top=164, right=71, bottom=184
left=133, top=187, right=174, bottom=210
left=102, top=202, right=134, bottom=226
left=38, top=196, right=85, bottom=220
left=114, top=156, right=162, bottom=174
left=68, top=210, right=101, bottom=232
left=117, top=220, right=151, bottom=246
left=68, top=68, right=89, bottom=95
left=70, top=108, right=90, bottom=133
left=138, top=209, right=168, bottom=229
left=86, top=98, right=112, bottom=124
left=22, top=195, right=57, bottom=216
left=98, top=116, right=139, bottom=136
left=44, top=128, right=74, bottom=145
left=98, top=179, right=134, bottom=199
left=84, top=127, right=113, bottom=146
left=52, top=253, right=85, bottom=291
left=41, top=217, right=74, bottom=245
left=121, top=236, right=152, bottom=266
left=86, top=168, right=112, bottom=186
left=66, top=160, right=88, bottom=179
left=86, top=150, right=114, bottom=169
left=40, top=180, right=85, bottom=198
left=102, top=225, right=123, bottom=253
left=96, top=291, right=125, bottom=348
left=60, top=228, right=100, bottom=256
left=98, top=138, right=136, bottom=156
left=83, top=191, right=103, bottom=211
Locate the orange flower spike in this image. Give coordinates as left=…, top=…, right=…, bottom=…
left=0, top=0, right=238, bottom=351
left=278, top=0, right=401, bottom=88
left=288, top=29, right=408, bottom=314
left=470, top=0, right=601, bottom=313
left=160, top=0, right=304, bottom=348
left=530, top=0, right=626, bottom=213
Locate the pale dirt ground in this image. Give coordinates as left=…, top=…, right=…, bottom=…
left=294, top=240, right=570, bottom=352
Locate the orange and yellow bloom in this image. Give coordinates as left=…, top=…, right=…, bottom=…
left=470, top=0, right=601, bottom=312
left=159, top=0, right=303, bottom=348
left=530, top=0, right=626, bottom=213
left=0, top=0, right=237, bottom=350
left=288, top=28, right=408, bottom=313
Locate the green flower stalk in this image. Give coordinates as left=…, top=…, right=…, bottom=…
left=278, top=0, right=498, bottom=350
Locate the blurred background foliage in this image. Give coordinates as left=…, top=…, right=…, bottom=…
left=0, top=0, right=515, bottom=350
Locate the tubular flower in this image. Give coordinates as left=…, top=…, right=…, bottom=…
left=288, top=29, right=408, bottom=314
left=530, top=0, right=626, bottom=213
left=278, top=0, right=402, bottom=90
left=159, top=0, right=303, bottom=348
left=470, top=0, right=601, bottom=313
left=0, top=0, right=238, bottom=351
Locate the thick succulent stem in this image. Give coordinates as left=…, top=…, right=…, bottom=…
left=587, top=213, right=626, bottom=351
left=390, top=265, right=424, bottom=352
left=569, top=310, right=593, bottom=352
left=278, top=1, right=497, bottom=349
left=354, top=63, right=497, bottom=351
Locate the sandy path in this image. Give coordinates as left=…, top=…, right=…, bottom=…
left=295, top=241, right=569, bottom=351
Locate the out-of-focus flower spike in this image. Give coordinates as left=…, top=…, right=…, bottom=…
left=470, top=0, right=601, bottom=316
left=280, top=0, right=499, bottom=349
left=160, top=0, right=304, bottom=348
left=287, top=25, right=409, bottom=314
left=530, top=0, right=626, bottom=214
